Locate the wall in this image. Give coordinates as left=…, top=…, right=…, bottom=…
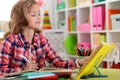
left=0, top=0, right=17, bottom=21
left=0, top=0, right=55, bottom=28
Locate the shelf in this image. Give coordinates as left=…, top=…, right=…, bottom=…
left=57, top=9, right=66, bottom=12
left=92, top=30, right=106, bottom=33
left=77, top=5, right=90, bottom=9
left=108, top=30, right=120, bottom=33
left=67, top=7, right=77, bottom=11
left=77, top=32, right=90, bottom=34
left=55, top=0, right=120, bottom=69
left=67, top=31, right=78, bottom=34
left=92, top=1, right=106, bottom=6
left=43, top=29, right=65, bottom=33
left=107, top=0, right=120, bottom=3
left=104, top=59, right=120, bottom=63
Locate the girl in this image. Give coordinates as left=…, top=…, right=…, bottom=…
left=0, top=0, right=88, bottom=74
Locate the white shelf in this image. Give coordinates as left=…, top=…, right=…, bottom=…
left=57, top=9, right=66, bottom=13
left=107, top=0, right=120, bottom=3
left=77, top=5, right=90, bottom=9
left=77, top=32, right=91, bottom=34
left=108, top=30, right=120, bottom=33
left=92, top=1, right=106, bottom=6
left=54, top=0, right=120, bottom=69
left=67, top=7, right=77, bottom=11
left=92, top=30, right=107, bottom=33
left=43, top=29, right=65, bottom=33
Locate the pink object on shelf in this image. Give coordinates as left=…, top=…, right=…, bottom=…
left=92, top=7, right=97, bottom=31
left=57, top=0, right=62, bottom=4
left=92, top=6, right=105, bottom=31
left=97, top=6, right=105, bottom=30
left=77, top=42, right=91, bottom=49
left=79, top=23, right=90, bottom=32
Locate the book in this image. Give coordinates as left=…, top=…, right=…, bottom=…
left=4, top=70, right=35, bottom=77
left=4, top=67, right=75, bottom=79
left=39, top=67, right=75, bottom=78
left=21, top=71, right=57, bottom=80
left=76, top=42, right=115, bottom=80
left=5, top=72, right=58, bottom=80
left=4, top=70, right=58, bottom=80
left=39, top=67, right=74, bottom=73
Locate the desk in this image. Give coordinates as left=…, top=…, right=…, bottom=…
left=1, top=68, right=120, bottom=80
left=71, top=68, right=120, bottom=80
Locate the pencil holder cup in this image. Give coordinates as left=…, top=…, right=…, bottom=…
left=76, top=42, right=91, bottom=56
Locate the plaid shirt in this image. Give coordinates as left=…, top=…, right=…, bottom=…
left=0, top=33, right=77, bottom=74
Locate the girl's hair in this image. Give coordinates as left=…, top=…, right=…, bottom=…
left=4, top=0, right=41, bottom=38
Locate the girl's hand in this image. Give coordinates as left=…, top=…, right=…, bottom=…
left=23, top=60, right=39, bottom=71
left=77, top=57, right=89, bottom=66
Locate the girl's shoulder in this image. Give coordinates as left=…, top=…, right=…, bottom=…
left=5, top=34, right=19, bottom=42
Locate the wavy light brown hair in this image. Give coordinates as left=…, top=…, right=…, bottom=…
left=4, top=0, right=41, bottom=38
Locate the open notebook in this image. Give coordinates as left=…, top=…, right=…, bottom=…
left=4, top=67, right=75, bottom=77
left=76, top=42, right=115, bottom=80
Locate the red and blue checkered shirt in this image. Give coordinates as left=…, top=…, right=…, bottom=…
left=0, top=33, right=77, bottom=74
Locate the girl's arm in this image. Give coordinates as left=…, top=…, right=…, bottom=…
left=41, top=36, right=77, bottom=69
left=0, top=37, right=21, bottom=74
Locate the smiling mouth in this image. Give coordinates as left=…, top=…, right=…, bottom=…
left=36, top=22, right=40, bottom=24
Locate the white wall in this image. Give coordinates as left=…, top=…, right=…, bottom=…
left=0, top=0, right=18, bottom=21
left=0, top=0, right=55, bottom=28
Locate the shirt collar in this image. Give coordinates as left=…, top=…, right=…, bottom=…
left=18, top=33, right=39, bottom=47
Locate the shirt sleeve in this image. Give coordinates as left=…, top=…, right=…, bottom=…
left=0, top=37, right=22, bottom=74
left=41, top=35, right=77, bottom=69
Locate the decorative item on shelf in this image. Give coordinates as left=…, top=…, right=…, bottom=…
left=58, top=20, right=65, bottom=30
left=107, top=44, right=120, bottom=69
left=108, top=9, right=120, bottom=30
left=43, top=10, right=52, bottom=29
left=93, top=33, right=106, bottom=48
left=111, top=14, right=120, bottom=30
left=92, top=5, right=105, bottom=31
left=94, top=0, right=105, bottom=3
left=56, top=0, right=65, bottom=10
left=68, top=0, right=76, bottom=8
left=102, top=61, right=107, bottom=68
left=77, top=13, right=90, bottom=32
left=64, top=35, right=77, bottom=55
left=92, top=0, right=94, bottom=3
left=78, top=23, right=90, bottom=32
left=35, top=0, right=45, bottom=7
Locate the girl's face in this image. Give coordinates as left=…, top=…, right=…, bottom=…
left=26, top=4, right=41, bottom=30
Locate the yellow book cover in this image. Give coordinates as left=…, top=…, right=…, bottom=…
left=76, top=42, right=115, bottom=80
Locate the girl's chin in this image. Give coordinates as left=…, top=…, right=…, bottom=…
left=34, top=26, right=40, bottom=30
